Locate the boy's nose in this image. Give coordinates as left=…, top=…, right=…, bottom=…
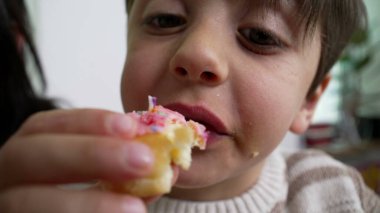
left=169, top=28, right=229, bottom=86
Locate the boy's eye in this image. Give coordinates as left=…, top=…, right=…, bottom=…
left=145, top=14, right=186, bottom=29
left=238, top=28, right=284, bottom=54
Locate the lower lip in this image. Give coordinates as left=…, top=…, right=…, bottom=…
left=205, top=131, right=225, bottom=148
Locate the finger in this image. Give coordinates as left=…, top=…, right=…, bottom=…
left=0, top=135, right=153, bottom=188
left=0, top=186, right=146, bottom=213
left=16, top=109, right=138, bottom=138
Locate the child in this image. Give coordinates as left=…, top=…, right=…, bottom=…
left=122, top=0, right=380, bottom=212
left=0, top=0, right=379, bottom=213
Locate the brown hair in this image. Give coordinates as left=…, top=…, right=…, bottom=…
left=125, top=0, right=367, bottom=98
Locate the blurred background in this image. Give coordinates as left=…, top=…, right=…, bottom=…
left=25, top=0, right=379, bottom=193
left=26, top=0, right=126, bottom=112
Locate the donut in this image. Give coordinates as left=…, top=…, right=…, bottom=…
left=101, top=96, right=207, bottom=197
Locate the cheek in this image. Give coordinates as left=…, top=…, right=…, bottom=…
left=121, top=37, right=175, bottom=112
left=233, top=64, right=310, bottom=156
left=121, top=50, right=158, bottom=111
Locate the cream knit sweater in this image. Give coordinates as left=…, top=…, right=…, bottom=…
left=148, top=149, right=380, bottom=213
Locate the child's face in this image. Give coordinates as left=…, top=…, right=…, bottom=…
left=122, top=0, right=323, bottom=199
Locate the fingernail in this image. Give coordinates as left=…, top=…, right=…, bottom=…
left=125, top=143, right=154, bottom=174
left=108, top=114, right=134, bottom=136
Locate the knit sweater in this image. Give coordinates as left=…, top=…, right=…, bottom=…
left=148, top=149, right=380, bottom=213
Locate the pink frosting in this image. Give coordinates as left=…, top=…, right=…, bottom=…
left=130, top=105, right=186, bottom=135
left=128, top=97, right=208, bottom=147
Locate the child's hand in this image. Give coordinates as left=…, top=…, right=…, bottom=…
left=0, top=109, right=154, bottom=213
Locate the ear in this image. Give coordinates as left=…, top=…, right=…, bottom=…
left=11, top=24, right=25, bottom=52
left=290, top=75, right=331, bottom=134
left=16, top=33, right=25, bottom=52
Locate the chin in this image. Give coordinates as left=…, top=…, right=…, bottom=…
left=174, top=173, right=217, bottom=190
left=173, top=138, right=237, bottom=189
left=174, top=158, right=226, bottom=189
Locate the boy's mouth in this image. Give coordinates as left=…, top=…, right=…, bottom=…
left=164, top=103, right=229, bottom=137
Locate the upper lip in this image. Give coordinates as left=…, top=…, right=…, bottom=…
left=164, top=103, right=229, bottom=135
